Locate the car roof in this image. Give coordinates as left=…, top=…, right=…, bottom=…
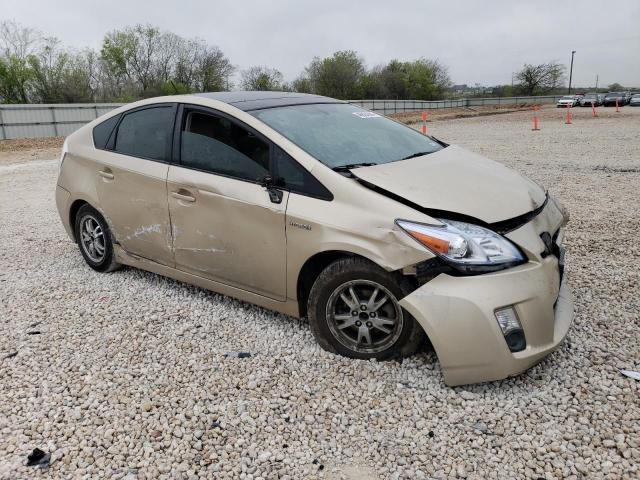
left=193, top=91, right=344, bottom=111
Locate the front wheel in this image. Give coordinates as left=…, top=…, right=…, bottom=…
left=307, top=257, right=425, bottom=360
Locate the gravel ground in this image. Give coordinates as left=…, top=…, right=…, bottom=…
left=1, top=106, right=639, bottom=479
left=0, top=137, right=64, bottom=166
left=389, top=103, right=551, bottom=124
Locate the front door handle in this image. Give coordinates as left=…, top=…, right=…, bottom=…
left=171, top=191, right=196, bottom=203
left=98, top=170, right=114, bottom=180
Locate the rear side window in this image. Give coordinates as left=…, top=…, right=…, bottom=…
left=180, top=111, right=269, bottom=182
left=273, top=147, right=332, bottom=200
left=92, top=114, right=120, bottom=149
left=114, top=106, right=174, bottom=161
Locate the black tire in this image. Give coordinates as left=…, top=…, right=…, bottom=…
left=74, top=204, right=120, bottom=272
left=307, top=257, right=425, bottom=360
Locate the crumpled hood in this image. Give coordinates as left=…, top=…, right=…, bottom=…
left=351, top=145, right=546, bottom=224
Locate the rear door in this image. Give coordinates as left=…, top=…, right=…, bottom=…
left=94, top=103, right=176, bottom=267
left=167, top=105, right=288, bottom=299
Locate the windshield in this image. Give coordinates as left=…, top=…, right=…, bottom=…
left=561, top=96, right=574, bottom=99
left=585, top=94, right=597, bottom=98
left=606, top=93, right=622, bottom=97
left=251, top=103, right=443, bottom=168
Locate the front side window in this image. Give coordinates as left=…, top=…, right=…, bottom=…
left=251, top=103, right=442, bottom=169
left=114, top=106, right=174, bottom=161
left=180, top=110, right=269, bottom=182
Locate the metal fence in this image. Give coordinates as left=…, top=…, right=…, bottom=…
left=0, top=95, right=564, bottom=140
left=0, top=103, right=121, bottom=140
left=348, top=95, right=564, bottom=115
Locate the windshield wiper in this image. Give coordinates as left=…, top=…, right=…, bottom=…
left=398, top=151, right=433, bottom=161
left=331, top=162, right=377, bottom=172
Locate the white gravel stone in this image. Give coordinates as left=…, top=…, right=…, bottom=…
left=0, top=106, right=639, bottom=479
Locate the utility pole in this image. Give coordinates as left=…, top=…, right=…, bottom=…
left=568, top=50, right=576, bottom=94
left=595, top=74, right=599, bottom=91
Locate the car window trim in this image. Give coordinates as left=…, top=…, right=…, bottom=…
left=108, top=103, right=178, bottom=164
left=174, top=104, right=272, bottom=185
left=174, top=103, right=332, bottom=201
left=271, top=145, right=333, bottom=201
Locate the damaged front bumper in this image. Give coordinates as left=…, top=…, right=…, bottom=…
left=400, top=259, right=573, bottom=386
left=399, top=199, right=573, bottom=386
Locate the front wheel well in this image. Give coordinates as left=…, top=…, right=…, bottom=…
left=296, top=251, right=358, bottom=318
left=295, top=251, right=419, bottom=318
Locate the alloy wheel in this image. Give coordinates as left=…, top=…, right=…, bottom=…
left=80, top=215, right=106, bottom=263
left=325, top=280, right=404, bottom=354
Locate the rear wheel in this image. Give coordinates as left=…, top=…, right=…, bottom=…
left=74, top=204, right=120, bottom=272
left=308, top=257, right=425, bottom=360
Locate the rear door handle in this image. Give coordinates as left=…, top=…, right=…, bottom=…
left=98, top=170, right=114, bottom=180
left=171, top=191, right=196, bottom=203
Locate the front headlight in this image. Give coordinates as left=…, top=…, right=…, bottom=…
left=396, top=218, right=525, bottom=271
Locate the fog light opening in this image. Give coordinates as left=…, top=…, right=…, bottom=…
left=494, top=306, right=526, bottom=353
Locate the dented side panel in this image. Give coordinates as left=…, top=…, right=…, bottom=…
left=90, top=148, right=174, bottom=267
left=167, top=165, right=289, bottom=301
left=284, top=170, right=439, bottom=302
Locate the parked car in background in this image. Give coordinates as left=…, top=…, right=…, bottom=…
left=579, top=93, right=602, bottom=106
left=603, top=92, right=626, bottom=106
left=54, top=91, right=572, bottom=386
left=557, top=96, right=578, bottom=107
left=630, top=94, right=640, bottom=106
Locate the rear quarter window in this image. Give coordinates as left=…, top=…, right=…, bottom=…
left=114, top=106, right=175, bottom=161
left=92, top=114, right=120, bottom=150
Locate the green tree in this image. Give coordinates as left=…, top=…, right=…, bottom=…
left=28, top=37, right=71, bottom=103
left=0, top=55, right=34, bottom=103
left=352, top=58, right=452, bottom=100
left=291, top=75, right=312, bottom=93
left=304, top=50, right=366, bottom=99
left=240, top=66, right=283, bottom=91
left=608, top=83, right=624, bottom=91
left=515, top=62, right=565, bottom=96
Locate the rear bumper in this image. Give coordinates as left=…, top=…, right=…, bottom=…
left=400, top=259, right=573, bottom=386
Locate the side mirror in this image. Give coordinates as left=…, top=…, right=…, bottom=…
left=260, top=173, right=283, bottom=204
left=260, top=173, right=274, bottom=187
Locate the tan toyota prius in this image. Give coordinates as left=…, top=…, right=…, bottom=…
left=56, top=92, right=573, bottom=386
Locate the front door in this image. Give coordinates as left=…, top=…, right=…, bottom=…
left=94, top=104, right=176, bottom=266
left=167, top=106, right=288, bottom=300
